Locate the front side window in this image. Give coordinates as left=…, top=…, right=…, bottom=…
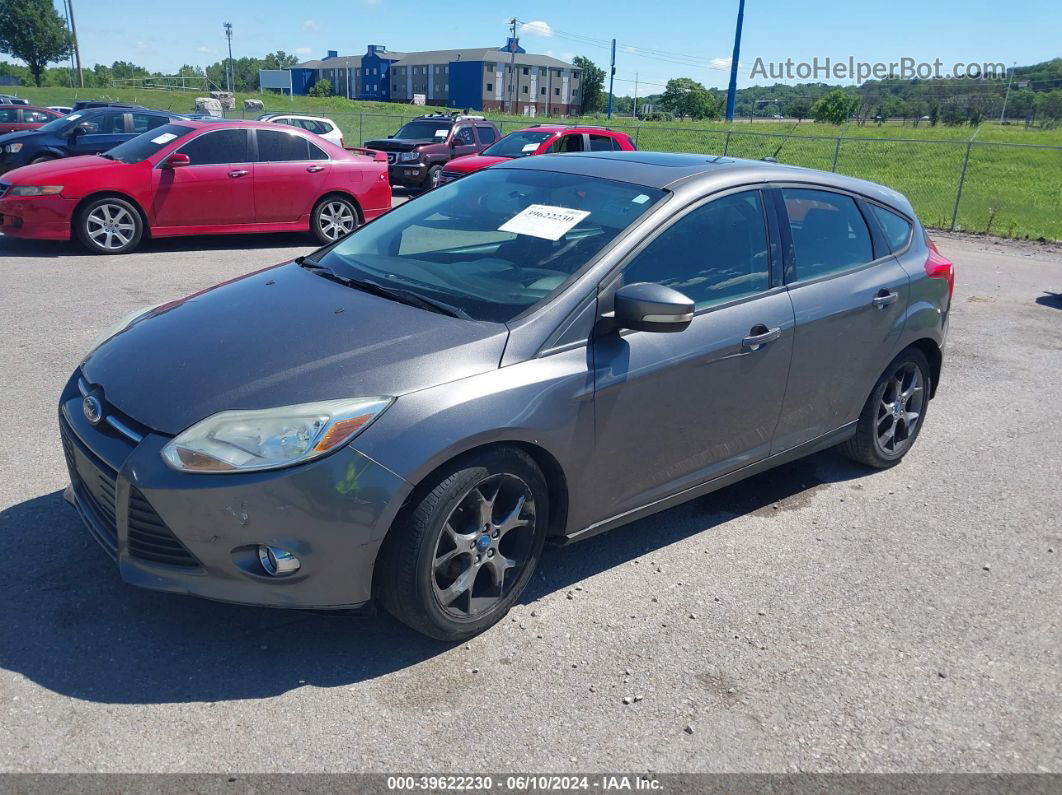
left=0, top=108, right=16, bottom=122
left=77, top=112, right=124, bottom=135
left=547, top=134, right=584, bottom=153
left=177, top=128, right=251, bottom=165
left=869, top=204, right=913, bottom=251
left=621, top=191, right=771, bottom=310
left=316, top=168, right=666, bottom=323
left=782, top=188, right=874, bottom=280
left=454, top=126, right=475, bottom=145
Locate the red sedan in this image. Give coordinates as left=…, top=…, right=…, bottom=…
left=0, top=104, right=62, bottom=134
left=0, top=120, right=391, bottom=254
left=439, top=124, right=637, bottom=184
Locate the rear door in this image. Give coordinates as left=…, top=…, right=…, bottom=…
left=67, top=111, right=129, bottom=155
left=252, top=128, right=330, bottom=223
left=150, top=128, right=255, bottom=228
left=771, top=186, right=910, bottom=453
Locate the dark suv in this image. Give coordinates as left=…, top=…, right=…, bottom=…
left=0, top=107, right=181, bottom=175
left=364, top=113, right=501, bottom=190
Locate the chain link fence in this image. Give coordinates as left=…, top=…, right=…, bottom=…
left=228, top=109, right=1062, bottom=241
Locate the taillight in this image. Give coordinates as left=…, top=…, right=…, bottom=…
left=924, top=236, right=955, bottom=299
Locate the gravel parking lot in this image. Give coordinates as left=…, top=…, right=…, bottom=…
left=0, top=223, right=1059, bottom=773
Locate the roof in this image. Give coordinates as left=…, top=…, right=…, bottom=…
left=491, top=150, right=914, bottom=212
left=295, top=47, right=576, bottom=71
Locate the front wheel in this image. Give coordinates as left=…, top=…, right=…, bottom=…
left=837, top=348, right=931, bottom=468
left=424, top=165, right=442, bottom=190
left=378, top=447, right=549, bottom=641
left=311, top=196, right=358, bottom=245
left=74, top=197, right=143, bottom=254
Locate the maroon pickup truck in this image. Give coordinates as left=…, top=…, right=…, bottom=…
left=364, top=113, right=501, bottom=190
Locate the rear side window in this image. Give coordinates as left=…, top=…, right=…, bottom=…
left=177, top=128, right=251, bottom=165
left=0, top=108, right=15, bottom=122
left=588, top=134, right=615, bottom=151
left=622, top=190, right=771, bottom=309
left=782, top=188, right=874, bottom=281
left=295, top=119, right=325, bottom=134
left=130, top=113, right=167, bottom=133
left=869, top=204, right=914, bottom=252
left=257, top=128, right=312, bottom=161
left=476, top=125, right=497, bottom=144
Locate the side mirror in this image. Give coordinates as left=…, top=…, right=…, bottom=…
left=612, top=282, right=695, bottom=333
left=162, top=152, right=190, bottom=169
left=69, top=125, right=85, bottom=138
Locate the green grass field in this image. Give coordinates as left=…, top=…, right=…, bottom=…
left=12, top=85, right=1062, bottom=240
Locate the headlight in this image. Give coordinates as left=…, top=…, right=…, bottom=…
left=161, top=397, right=393, bottom=473
left=88, top=304, right=159, bottom=354
left=398, top=151, right=421, bottom=162
left=3, top=143, right=23, bottom=153
left=9, top=185, right=63, bottom=196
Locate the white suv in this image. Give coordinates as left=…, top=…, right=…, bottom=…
left=257, top=113, right=344, bottom=147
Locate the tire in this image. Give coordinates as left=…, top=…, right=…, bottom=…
left=378, top=447, right=549, bottom=641
left=837, top=347, right=932, bottom=469
left=74, top=196, right=143, bottom=254
left=424, top=165, right=442, bottom=191
left=311, top=195, right=358, bottom=245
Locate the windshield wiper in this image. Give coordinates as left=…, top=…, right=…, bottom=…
left=298, top=259, right=469, bottom=319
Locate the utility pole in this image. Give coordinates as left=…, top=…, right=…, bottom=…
left=606, top=38, right=616, bottom=119
left=632, top=72, right=638, bottom=118
left=725, top=0, right=745, bottom=122
left=546, top=66, right=552, bottom=117
left=999, top=61, right=1016, bottom=122
left=506, top=18, right=518, bottom=114
left=224, top=22, right=234, bottom=92
left=66, top=0, right=83, bottom=87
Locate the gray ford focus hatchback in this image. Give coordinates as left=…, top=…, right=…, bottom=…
left=60, top=152, right=953, bottom=640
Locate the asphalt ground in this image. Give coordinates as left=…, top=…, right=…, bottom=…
left=0, top=222, right=1059, bottom=773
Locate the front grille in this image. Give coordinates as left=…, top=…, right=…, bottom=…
left=126, top=488, right=198, bottom=567
left=60, top=415, right=199, bottom=569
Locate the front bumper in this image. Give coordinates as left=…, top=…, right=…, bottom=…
left=0, top=194, right=76, bottom=240
left=386, top=161, right=430, bottom=187
left=58, top=372, right=409, bottom=610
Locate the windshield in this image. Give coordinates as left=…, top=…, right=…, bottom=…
left=102, top=124, right=194, bottom=164
left=34, top=113, right=86, bottom=133
left=393, top=120, right=452, bottom=141
left=315, top=167, right=666, bottom=323
left=482, top=130, right=554, bottom=159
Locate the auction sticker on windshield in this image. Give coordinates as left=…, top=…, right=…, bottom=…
left=499, top=204, right=591, bottom=241
left=151, top=132, right=178, bottom=145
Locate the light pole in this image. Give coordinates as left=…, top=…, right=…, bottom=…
left=724, top=0, right=745, bottom=122
left=506, top=18, right=517, bottom=114
left=66, top=0, right=83, bottom=87
left=223, top=22, right=234, bottom=92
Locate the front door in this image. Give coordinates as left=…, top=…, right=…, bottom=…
left=151, top=128, right=255, bottom=228
left=771, top=186, right=911, bottom=452
left=588, top=189, right=795, bottom=521
left=251, top=128, right=330, bottom=223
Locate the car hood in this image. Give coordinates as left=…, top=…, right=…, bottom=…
left=0, top=129, right=42, bottom=146
left=446, top=154, right=510, bottom=173
left=2, top=154, right=115, bottom=182
left=81, top=261, right=509, bottom=435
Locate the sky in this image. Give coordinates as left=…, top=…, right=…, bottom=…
left=40, top=0, right=1062, bottom=93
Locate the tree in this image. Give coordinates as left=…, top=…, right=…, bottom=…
left=572, top=56, right=605, bottom=114
left=261, top=51, right=299, bottom=71
left=308, top=78, right=332, bottom=97
left=1036, top=90, right=1062, bottom=120
left=0, top=0, right=71, bottom=86
left=811, top=89, right=858, bottom=124
left=787, top=98, right=812, bottom=122
left=660, top=77, right=722, bottom=120
left=928, top=103, right=940, bottom=126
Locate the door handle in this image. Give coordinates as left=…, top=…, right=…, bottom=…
left=741, top=325, right=782, bottom=350
left=228, top=169, right=249, bottom=178
left=872, top=289, right=899, bottom=308
left=306, top=165, right=325, bottom=173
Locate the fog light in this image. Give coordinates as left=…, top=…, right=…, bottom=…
left=257, top=545, right=301, bottom=576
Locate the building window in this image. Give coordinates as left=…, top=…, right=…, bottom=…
left=486, top=63, right=494, bottom=72
left=522, top=85, right=528, bottom=93
left=486, top=83, right=493, bottom=92
left=573, top=89, right=578, bottom=97
left=522, top=67, right=529, bottom=75
left=554, top=87, right=560, bottom=95
left=540, top=87, right=546, bottom=95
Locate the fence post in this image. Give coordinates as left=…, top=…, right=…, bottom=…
left=831, top=136, right=843, bottom=172
left=635, top=126, right=641, bottom=147
left=358, top=114, right=363, bottom=146
left=723, top=130, right=732, bottom=156
left=950, top=137, right=975, bottom=231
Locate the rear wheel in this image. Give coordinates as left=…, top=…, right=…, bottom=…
left=837, top=348, right=931, bottom=468
left=74, top=197, right=143, bottom=254
left=378, top=447, right=548, bottom=641
left=311, top=195, right=358, bottom=245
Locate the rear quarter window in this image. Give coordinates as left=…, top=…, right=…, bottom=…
left=869, top=204, right=914, bottom=252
